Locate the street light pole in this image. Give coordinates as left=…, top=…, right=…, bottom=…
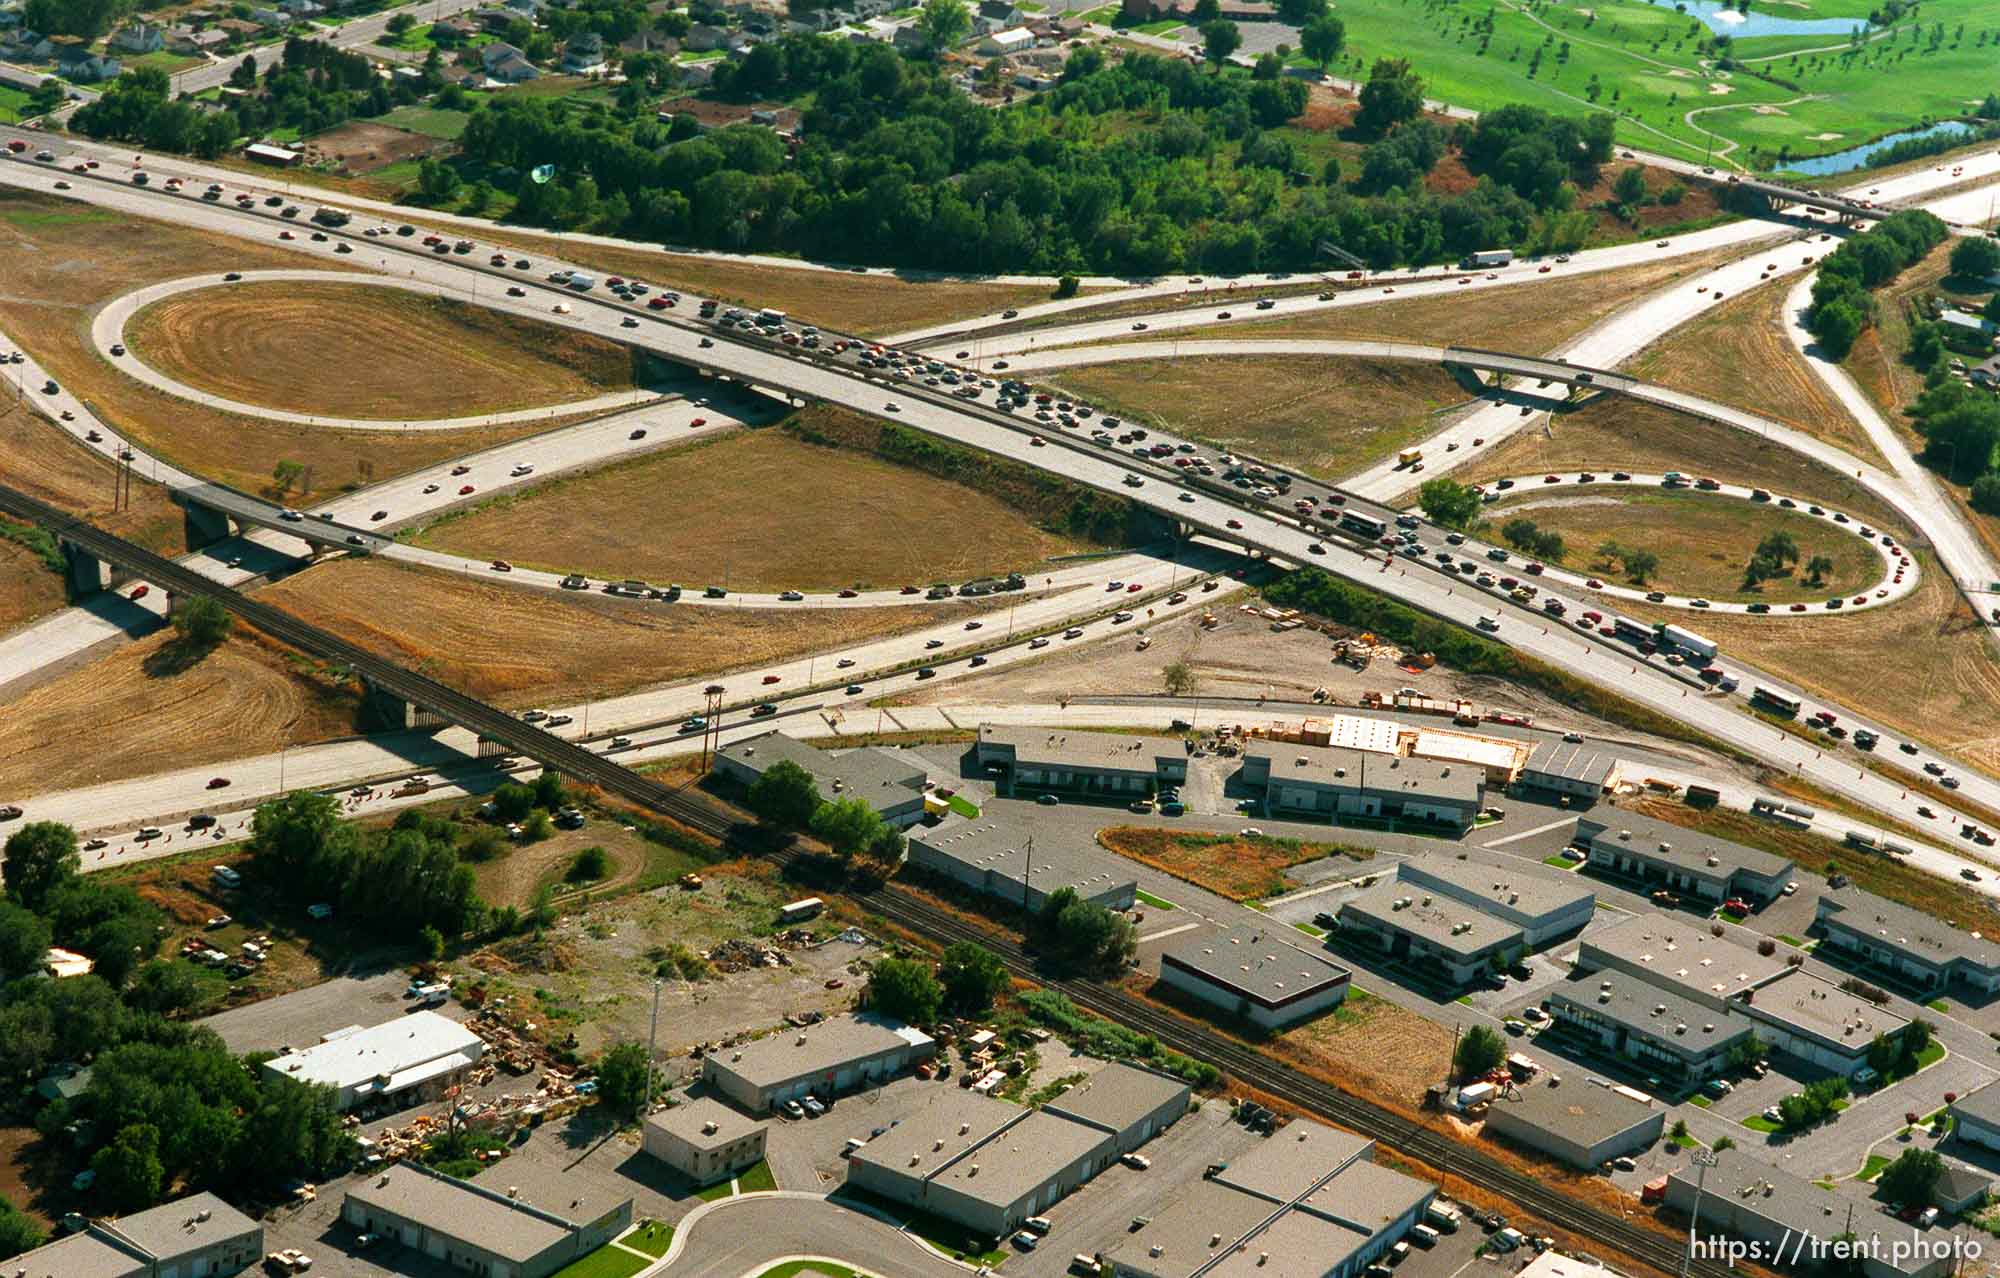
left=1680, top=1148, right=1718, bottom=1278
left=642, top=977, right=662, bottom=1114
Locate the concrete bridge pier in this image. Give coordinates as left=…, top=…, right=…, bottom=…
left=1442, top=361, right=1491, bottom=396
left=180, top=499, right=234, bottom=552
left=361, top=681, right=450, bottom=733
left=58, top=539, right=110, bottom=597
left=475, top=735, right=511, bottom=759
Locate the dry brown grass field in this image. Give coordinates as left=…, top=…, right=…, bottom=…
left=1048, top=356, right=1467, bottom=482
left=0, top=630, right=359, bottom=799
left=1631, top=273, right=1878, bottom=464
left=410, top=427, right=1094, bottom=590
left=1478, top=488, right=1877, bottom=603
left=1440, top=399, right=1914, bottom=538
left=0, top=193, right=565, bottom=498
left=1622, top=552, right=2000, bottom=774
left=124, top=281, right=639, bottom=419
left=1097, top=825, right=1372, bottom=901
left=259, top=557, right=967, bottom=706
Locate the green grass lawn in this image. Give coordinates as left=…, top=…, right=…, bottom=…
left=1135, top=889, right=1177, bottom=911
left=1129, top=18, right=1185, bottom=34
left=1914, top=1041, right=1946, bottom=1071
left=1777, top=934, right=1808, bottom=948
left=0, top=85, right=29, bottom=125
left=895, top=1204, right=1008, bottom=1267
left=738, top=1160, right=777, bottom=1193
left=1859, top=1154, right=1891, bottom=1182
left=621, top=1221, right=673, bottom=1258
left=1689, top=1095, right=1713, bottom=1108
left=1742, top=1114, right=1782, bottom=1133
left=548, top=1245, right=649, bottom=1278
left=1297, top=0, right=2000, bottom=169
left=1929, top=999, right=1951, bottom=1013
left=379, top=104, right=471, bottom=140
left=1293, top=921, right=1328, bottom=938
left=1542, top=854, right=1581, bottom=870
left=383, top=21, right=437, bottom=50
left=755, top=1263, right=862, bottom=1278
left=945, top=793, right=980, bottom=819
left=694, top=1177, right=736, bottom=1202
left=121, top=49, right=204, bottom=74
left=1081, top=4, right=1118, bottom=20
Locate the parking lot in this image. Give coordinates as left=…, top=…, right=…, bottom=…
left=200, top=966, right=452, bottom=1055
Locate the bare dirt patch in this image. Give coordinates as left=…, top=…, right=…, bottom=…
left=124, top=280, right=640, bottom=419
left=1272, top=987, right=1454, bottom=1108
left=409, top=426, right=1094, bottom=590
left=0, top=629, right=360, bottom=800
left=0, top=191, right=569, bottom=499
left=1047, top=356, right=1469, bottom=482
left=1098, top=825, right=1372, bottom=901
left=300, top=119, right=451, bottom=176
left=1152, top=248, right=1747, bottom=354
left=1631, top=273, right=1879, bottom=464
left=1440, top=398, right=1915, bottom=538
left=257, top=556, right=969, bottom=707
left=0, top=537, right=63, bottom=634
left=1480, top=488, right=1876, bottom=603
left=1620, top=550, right=2000, bottom=774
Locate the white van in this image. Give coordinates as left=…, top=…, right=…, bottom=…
left=1410, top=1225, right=1441, bottom=1249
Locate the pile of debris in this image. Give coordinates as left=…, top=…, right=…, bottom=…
left=468, top=1012, right=550, bottom=1076
left=704, top=937, right=793, bottom=973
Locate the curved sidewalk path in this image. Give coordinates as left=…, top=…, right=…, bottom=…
left=645, top=1191, right=968, bottom=1278
left=95, top=270, right=665, bottom=431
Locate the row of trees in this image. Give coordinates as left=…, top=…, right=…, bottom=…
left=246, top=791, right=483, bottom=937
left=1806, top=209, right=1950, bottom=359
left=743, top=760, right=905, bottom=868
left=1499, top=517, right=1566, bottom=563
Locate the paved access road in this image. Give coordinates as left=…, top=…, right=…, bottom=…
left=2, top=146, right=1995, bottom=865
left=170, top=0, right=486, bottom=94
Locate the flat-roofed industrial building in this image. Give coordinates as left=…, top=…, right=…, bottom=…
left=261, top=1009, right=484, bottom=1112
left=1516, top=739, right=1621, bottom=801
left=342, top=1162, right=633, bottom=1278
left=1574, top=811, right=1793, bottom=905
left=1240, top=741, right=1484, bottom=832
left=1158, top=924, right=1352, bottom=1029
left=1814, top=886, right=2000, bottom=998
left=702, top=1012, right=934, bottom=1113
left=1394, top=853, right=1596, bottom=947
left=1546, top=972, right=1754, bottom=1082
left=643, top=1096, right=768, bottom=1186
left=3, top=1191, right=262, bottom=1278
left=974, top=725, right=1187, bottom=800
left=1337, top=879, right=1524, bottom=986
left=1040, top=1062, right=1191, bottom=1154
left=1481, top=1077, right=1664, bottom=1170
left=1576, top=912, right=1794, bottom=1012
left=714, top=731, right=929, bottom=827
left=1105, top=1120, right=1435, bottom=1278
left=907, top=813, right=1137, bottom=912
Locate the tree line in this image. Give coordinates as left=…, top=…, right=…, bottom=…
left=1806, top=208, right=1949, bottom=359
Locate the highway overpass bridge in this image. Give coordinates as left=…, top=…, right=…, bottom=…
left=1684, top=172, right=1896, bottom=224
left=174, top=481, right=392, bottom=557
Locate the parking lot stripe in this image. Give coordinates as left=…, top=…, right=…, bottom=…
left=1139, top=921, right=1204, bottom=943
left=1480, top=816, right=1578, bottom=849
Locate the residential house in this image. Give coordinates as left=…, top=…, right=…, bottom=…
left=111, top=22, right=164, bottom=52
left=51, top=39, right=120, bottom=81
left=1969, top=355, right=2000, bottom=388
left=852, top=0, right=891, bottom=16
left=0, top=8, right=20, bottom=29
left=977, top=25, right=1032, bottom=55
left=278, top=0, right=324, bottom=18
left=975, top=0, right=1023, bottom=32
left=892, top=23, right=930, bottom=52
left=560, top=29, right=606, bottom=72
left=501, top=0, right=545, bottom=15
left=722, top=28, right=755, bottom=51
left=620, top=28, right=677, bottom=54
left=249, top=7, right=289, bottom=26
left=486, top=50, right=539, bottom=81
left=216, top=18, right=265, bottom=39
left=2, top=31, right=53, bottom=60
left=684, top=21, right=725, bottom=48
left=167, top=26, right=230, bottom=52
left=670, top=58, right=714, bottom=86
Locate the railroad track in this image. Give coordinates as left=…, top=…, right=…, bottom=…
left=5, top=484, right=1712, bottom=1277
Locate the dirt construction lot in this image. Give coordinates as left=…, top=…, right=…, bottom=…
left=411, top=427, right=1097, bottom=591
left=299, top=119, right=451, bottom=176
left=1098, top=825, right=1372, bottom=901
left=0, top=192, right=562, bottom=498
left=125, top=280, right=641, bottom=419
left=1049, top=356, right=1470, bottom=482
left=1480, top=488, right=1876, bottom=603
left=0, top=629, right=359, bottom=800
left=259, top=557, right=970, bottom=707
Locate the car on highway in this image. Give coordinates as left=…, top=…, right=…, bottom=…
left=422, top=483, right=439, bottom=494
left=752, top=703, right=778, bottom=717
left=1029, top=637, right=1050, bottom=649
left=207, top=777, right=231, bottom=789
left=370, top=510, right=388, bottom=521
left=490, top=560, right=511, bottom=572
left=458, top=485, right=475, bottom=495
left=507, top=286, right=525, bottom=297
left=1063, top=627, right=1085, bottom=639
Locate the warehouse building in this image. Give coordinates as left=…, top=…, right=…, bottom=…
left=1157, top=924, right=1352, bottom=1029
left=1814, top=886, right=2000, bottom=998
left=702, top=1012, right=934, bottom=1113
left=1407, top=729, right=1529, bottom=786
left=846, top=1091, right=1128, bottom=1238
left=1481, top=1076, right=1664, bottom=1170
left=643, top=1096, right=767, bottom=1187
left=1240, top=741, right=1484, bottom=832
left=1337, top=879, right=1524, bottom=986
left=1395, top=853, right=1597, bottom=947
left=1575, top=912, right=1794, bottom=1012
left=1547, top=972, right=1754, bottom=1082
left=343, top=1162, right=633, bottom=1278
left=1041, top=1062, right=1191, bottom=1154
left=1515, top=739, right=1621, bottom=801
left=5, top=1191, right=262, bottom=1278
left=1106, top=1120, right=1434, bottom=1278
left=974, top=725, right=1188, bottom=800
left=1735, top=971, right=1909, bottom=1077
left=1664, top=1149, right=1950, bottom=1278
left=1948, top=1081, right=2000, bottom=1153
left=907, top=813, right=1137, bottom=912
left=714, top=731, right=929, bottom=827
left=1574, top=811, right=1794, bottom=904
left=262, top=1010, right=484, bottom=1112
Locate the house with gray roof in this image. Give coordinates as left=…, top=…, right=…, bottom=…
left=1482, top=1076, right=1663, bottom=1169
left=1574, top=810, right=1793, bottom=904
left=1159, top=924, right=1351, bottom=1029
left=1949, top=1080, right=2000, bottom=1153
left=714, top=730, right=928, bottom=827
left=1815, top=885, right=2000, bottom=997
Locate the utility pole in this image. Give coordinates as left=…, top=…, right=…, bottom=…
left=1022, top=833, right=1034, bottom=913
left=642, top=978, right=662, bottom=1115
left=1681, top=1148, right=1718, bottom=1278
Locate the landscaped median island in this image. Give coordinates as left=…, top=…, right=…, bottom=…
left=1097, top=825, right=1373, bottom=901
